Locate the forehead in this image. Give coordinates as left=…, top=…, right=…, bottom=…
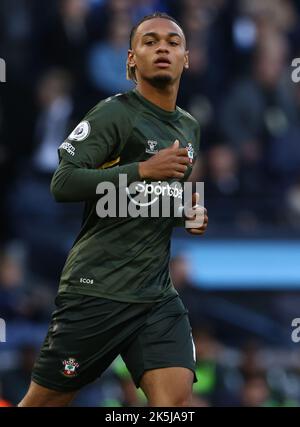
left=134, top=18, right=185, bottom=42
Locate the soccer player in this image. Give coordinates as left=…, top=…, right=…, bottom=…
left=19, top=12, right=208, bottom=407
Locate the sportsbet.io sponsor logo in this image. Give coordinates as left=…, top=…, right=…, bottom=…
left=95, top=174, right=205, bottom=228
left=126, top=181, right=183, bottom=207
left=135, top=181, right=183, bottom=199
left=0, top=318, right=6, bottom=343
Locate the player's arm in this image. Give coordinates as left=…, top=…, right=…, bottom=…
left=51, top=141, right=190, bottom=202
left=51, top=101, right=140, bottom=202
left=51, top=119, right=191, bottom=203
left=51, top=159, right=140, bottom=202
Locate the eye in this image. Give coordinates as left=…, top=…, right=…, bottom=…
left=145, top=40, right=156, bottom=45
left=170, top=41, right=179, bottom=46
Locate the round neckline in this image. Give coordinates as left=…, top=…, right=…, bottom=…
left=132, top=88, right=180, bottom=121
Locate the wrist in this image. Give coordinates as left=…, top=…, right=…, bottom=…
left=138, top=161, right=148, bottom=179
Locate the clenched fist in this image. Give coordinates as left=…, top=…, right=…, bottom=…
left=184, top=192, right=208, bottom=235
left=139, top=140, right=190, bottom=180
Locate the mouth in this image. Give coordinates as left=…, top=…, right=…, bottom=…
left=154, top=57, right=171, bottom=68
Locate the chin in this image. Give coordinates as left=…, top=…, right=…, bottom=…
left=146, top=73, right=173, bottom=88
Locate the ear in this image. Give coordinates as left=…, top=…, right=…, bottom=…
left=127, top=49, right=136, bottom=68
left=184, top=50, right=189, bottom=69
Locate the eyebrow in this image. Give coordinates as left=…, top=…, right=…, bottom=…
left=142, top=31, right=182, bottom=39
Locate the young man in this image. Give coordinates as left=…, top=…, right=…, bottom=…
left=19, top=12, right=208, bottom=407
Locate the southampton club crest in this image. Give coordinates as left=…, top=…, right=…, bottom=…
left=187, top=143, right=194, bottom=164
left=62, top=358, right=80, bottom=377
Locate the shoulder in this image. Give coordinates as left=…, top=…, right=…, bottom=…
left=83, top=92, right=136, bottom=133
left=88, top=93, right=131, bottom=118
left=177, top=106, right=200, bottom=132
left=66, top=94, right=134, bottom=143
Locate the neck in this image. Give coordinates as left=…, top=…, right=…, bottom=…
left=135, top=78, right=179, bottom=112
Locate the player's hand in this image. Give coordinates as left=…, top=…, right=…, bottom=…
left=138, top=140, right=190, bottom=180
left=185, top=192, right=208, bottom=235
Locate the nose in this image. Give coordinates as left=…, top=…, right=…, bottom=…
left=155, top=41, right=170, bottom=54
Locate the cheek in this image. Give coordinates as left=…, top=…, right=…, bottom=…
left=178, top=55, right=186, bottom=68
left=135, top=53, right=150, bottom=70
left=137, top=57, right=155, bottom=76
left=169, top=53, right=184, bottom=71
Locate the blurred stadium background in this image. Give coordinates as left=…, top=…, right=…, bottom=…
left=1, top=0, right=300, bottom=407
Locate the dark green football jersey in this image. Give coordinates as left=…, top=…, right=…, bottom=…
left=52, top=89, right=200, bottom=303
